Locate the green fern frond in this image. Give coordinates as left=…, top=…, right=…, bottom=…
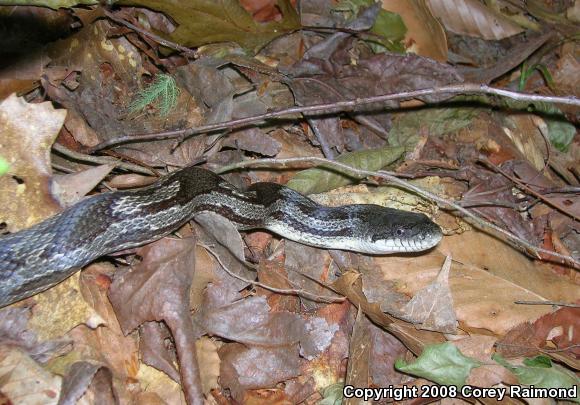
left=129, top=74, right=180, bottom=116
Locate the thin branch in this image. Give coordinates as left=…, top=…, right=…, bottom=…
left=52, top=143, right=156, bottom=175
left=87, top=84, right=580, bottom=152
left=480, top=158, right=580, bottom=221
left=515, top=300, right=580, bottom=308
left=104, top=10, right=196, bottom=57
left=200, top=243, right=345, bottom=304
left=217, top=156, right=580, bottom=269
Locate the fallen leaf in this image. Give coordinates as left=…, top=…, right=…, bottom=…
left=0, top=94, right=65, bottom=232
left=498, top=307, right=580, bottom=362
left=28, top=272, right=96, bottom=341
left=58, top=361, right=115, bottom=405
left=136, top=363, right=185, bottom=404
left=344, top=307, right=369, bottom=405
left=195, top=337, right=220, bottom=395
left=401, top=255, right=457, bottom=333
left=219, top=343, right=301, bottom=402
left=118, top=0, right=300, bottom=52
left=368, top=320, right=408, bottom=387
left=77, top=264, right=139, bottom=380
left=108, top=237, right=203, bottom=404
left=0, top=346, right=61, bottom=404
left=287, top=146, right=405, bottom=194
left=0, top=306, right=70, bottom=364
left=139, top=321, right=179, bottom=383
left=382, top=0, right=447, bottom=60
left=52, top=165, right=114, bottom=207
left=331, top=271, right=446, bottom=355
left=426, top=0, right=524, bottom=40
left=395, top=342, right=481, bottom=387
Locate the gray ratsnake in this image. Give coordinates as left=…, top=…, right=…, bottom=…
left=0, top=166, right=442, bottom=307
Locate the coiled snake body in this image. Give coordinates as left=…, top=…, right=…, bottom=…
left=0, top=167, right=442, bottom=307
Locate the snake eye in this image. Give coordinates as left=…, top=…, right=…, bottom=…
left=396, top=228, right=405, bottom=236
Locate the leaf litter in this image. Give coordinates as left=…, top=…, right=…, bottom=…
left=0, top=0, right=578, bottom=404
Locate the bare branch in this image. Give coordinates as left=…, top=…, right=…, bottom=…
left=200, top=243, right=345, bottom=304
left=87, top=84, right=580, bottom=152
left=52, top=143, right=155, bottom=175
left=217, top=156, right=580, bottom=270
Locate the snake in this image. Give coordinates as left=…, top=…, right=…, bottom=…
left=0, top=166, right=442, bottom=307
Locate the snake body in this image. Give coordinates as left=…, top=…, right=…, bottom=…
left=0, top=166, right=442, bottom=307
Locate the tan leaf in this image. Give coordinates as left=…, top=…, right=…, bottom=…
left=332, top=271, right=445, bottom=355
left=426, top=0, right=524, bottom=40
left=28, top=272, right=95, bottom=341
left=0, top=346, right=61, bottom=404
left=373, top=244, right=557, bottom=336
left=137, top=363, right=185, bottom=404
left=77, top=263, right=140, bottom=380
left=344, top=307, right=370, bottom=405
left=195, top=337, right=220, bottom=395
left=0, top=94, right=65, bottom=232
left=53, top=164, right=114, bottom=207
left=401, top=255, right=457, bottom=333
left=382, top=0, right=448, bottom=61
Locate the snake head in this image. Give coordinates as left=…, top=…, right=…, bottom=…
left=361, top=207, right=443, bottom=254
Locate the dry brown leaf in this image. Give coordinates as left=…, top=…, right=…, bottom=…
left=0, top=346, right=61, bottom=404
left=382, top=0, right=447, bottom=61
left=502, top=115, right=549, bottom=173
left=256, top=259, right=300, bottom=312
left=369, top=322, right=409, bottom=388
left=219, top=343, right=301, bottom=402
left=58, top=361, right=116, bottom=405
left=439, top=230, right=580, bottom=303
left=285, top=241, right=341, bottom=309
left=373, top=246, right=558, bottom=336
left=45, top=20, right=204, bottom=166
left=77, top=264, right=139, bottom=380
left=199, top=294, right=334, bottom=359
left=552, top=53, right=580, bottom=98
left=194, top=212, right=245, bottom=262
left=108, top=237, right=203, bottom=403
left=401, top=255, right=457, bottom=333
left=0, top=306, right=70, bottom=364
left=195, top=337, right=220, bottom=395
left=332, top=271, right=445, bottom=355
left=454, top=334, right=496, bottom=362
left=0, top=95, right=95, bottom=335
left=53, top=165, right=114, bottom=207
left=466, top=364, right=519, bottom=387
left=426, top=0, right=524, bottom=40
left=298, top=301, right=351, bottom=393
left=136, top=363, right=186, bottom=404
left=222, top=128, right=282, bottom=157
left=139, top=321, right=180, bottom=383
left=498, top=307, right=580, bottom=363
left=190, top=246, right=219, bottom=311
left=28, top=272, right=96, bottom=342
left=344, top=307, right=370, bottom=405
left=0, top=94, right=64, bottom=232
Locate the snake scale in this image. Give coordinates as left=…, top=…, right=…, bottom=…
left=0, top=166, right=442, bottom=307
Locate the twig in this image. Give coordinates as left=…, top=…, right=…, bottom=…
left=217, top=156, right=580, bottom=269
left=201, top=243, right=344, bottom=304
left=86, top=84, right=580, bottom=152
left=515, top=300, right=580, bottom=308
left=103, top=10, right=196, bottom=57
left=52, top=143, right=156, bottom=175
left=480, top=158, right=580, bottom=221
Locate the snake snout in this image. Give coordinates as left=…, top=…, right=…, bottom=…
left=416, top=220, right=443, bottom=248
